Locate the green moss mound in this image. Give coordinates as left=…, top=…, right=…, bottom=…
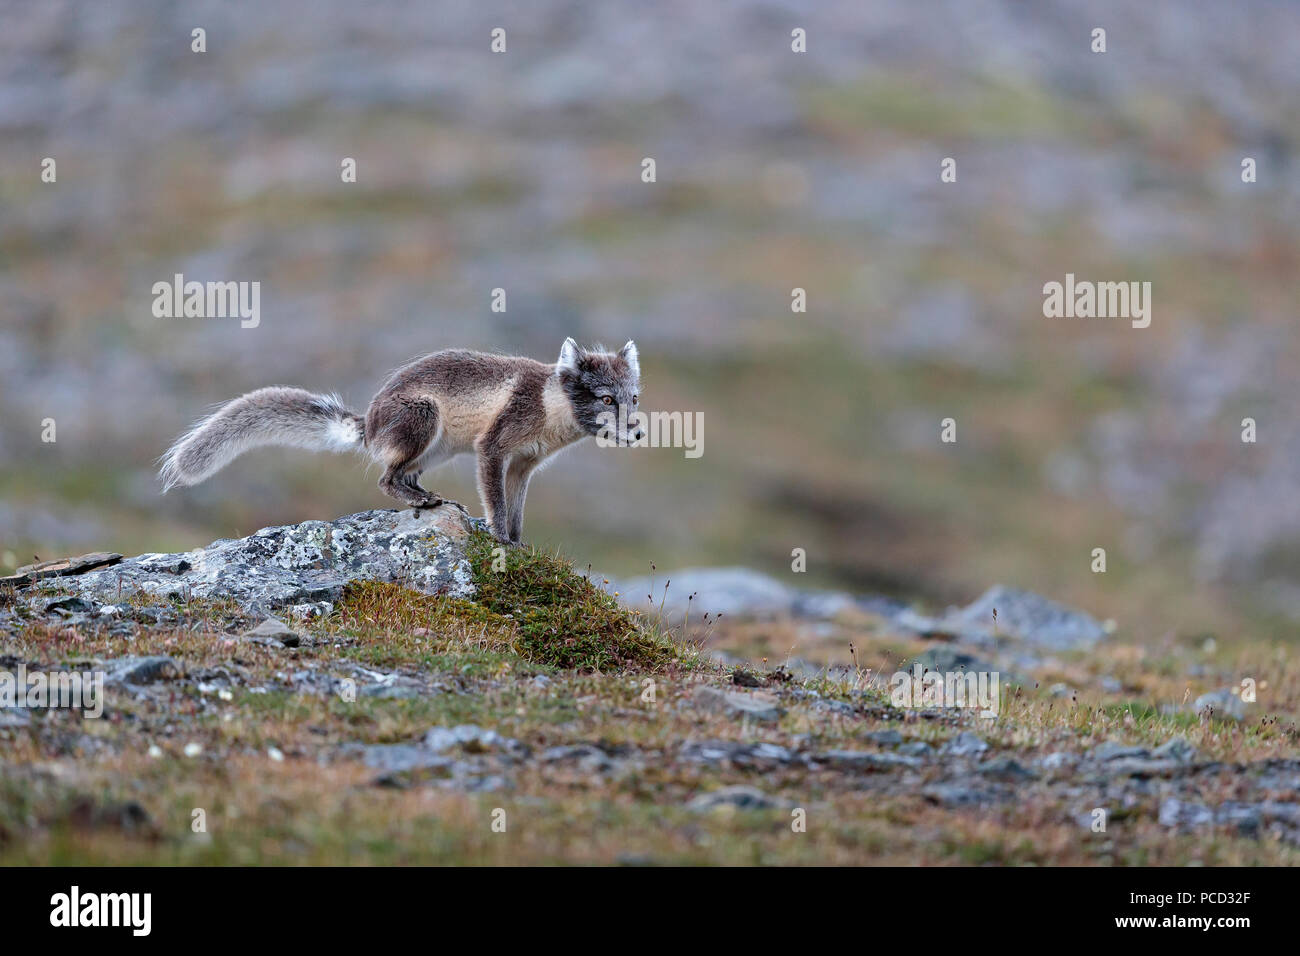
left=332, top=534, right=678, bottom=672
left=465, top=531, right=676, bottom=671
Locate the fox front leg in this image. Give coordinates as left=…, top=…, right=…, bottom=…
left=503, top=456, right=536, bottom=545
left=475, top=445, right=511, bottom=544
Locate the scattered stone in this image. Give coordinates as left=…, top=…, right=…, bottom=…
left=610, top=566, right=879, bottom=622
left=942, top=732, right=989, bottom=757
left=813, top=698, right=855, bottom=716
left=39, top=595, right=96, bottom=615
left=617, top=567, right=797, bottom=619
left=692, top=686, right=782, bottom=722
left=953, top=585, right=1108, bottom=650
left=817, top=750, right=922, bottom=771
left=977, top=757, right=1038, bottom=781
left=359, top=682, right=424, bottom=699
left=102, top=655, right=180, bottom=686
left=540, top=744, right=617, bottom=773
left=67, top=797, right=151, bottom=832
left=679, top=739, right=794, bottom=768
left=907, top=646, right=997, bottom=675
left=1193, top=687, right=1248, bottom=721
left=288, top=602, right=332, bottom=620
left=898, top=741, right=933, bottom=758
left=1152, top=736, right=1198, bottom=763
left=9, top=552, right=122, bottom=586
left=1218, top=803, right=1263, bottom=836
left=922, top=783, right=993, bottom=807
left=244, top=616, right=300, bottom=647
left=1260, top=802, right=1300, bottom=826
left=865, top=729, right=904, bottom=747
left=363, top=744, right=454, bottom=774
left=1159, top=798, right=1260, bottom=835
left=1102, top=757, right=1182, bottom=778
left=1092, top=741, right=1150, bottom=761
left=901, top=586, right=1106, bottom=651
left=688, top=785, right=783, bottom=811
left=1040, top=752, right=1078, bottom=770
left=424, top=724, right=522, bottom=755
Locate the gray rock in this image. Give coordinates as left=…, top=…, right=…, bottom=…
left=906, top=646, right=998, bottom=675
left=1092, top=741, right=1150, bottom=761
left=977, top=757, right=1038, bottom=781
left=679, top=740, right=794, bottom=768
left=1193, top=687, right=1248, bottom=721
left=359, top=682, right=424, bottom=699
left=363, top=744, right=454, bottom=773
left=691, top=686, right=782, bottom=722
left=1159, top=798, right=1261, bottom=834
left=1102, top=757, right=1182, bottom=778
left=813, top=699, right=855, bottom=716
left=898, top=741, right=933, bottom=758
left=946, top=585, right=1108, bottom=650
left=244, top=616, right=300, bottom=646
left=942, top=731, right=989, bottom=757
left=922, top=783, right=993, bottom=807
left=817, top=749, right=922, bottom=771
left=1217, top=803, right=1263, bottom=836
left=101, top=656, right=180, bottom=686
left=39, top=595, right=96, bottom=615
left=1260, top=802, right=1300, bottom=826
left=865, top=729, right=904, bottom=747
left=688, top=785, right=784, bottom=812
left=611, top=566, right=864, bottom=621
left=31, top=507, right=475, bottom=614
left=288, top=602, right=331, bottom=620
left=424, top=724, right=521, bottom=755
left=1039, top=751, right=1078, bottom=770
left=540, top=744, right=617, bottom=772
left=6, top=552, right=122, bottom=586
left=1152, top=736, right=1198, bottom=763
left=617, top=567, right=796, bottom=619
left=901, top=586, right=1107, bottom=651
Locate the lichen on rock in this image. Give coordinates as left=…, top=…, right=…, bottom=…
left=31, top=505, right=477, bottom=615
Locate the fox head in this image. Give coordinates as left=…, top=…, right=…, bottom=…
left=555, top=337, right=644, bottom=444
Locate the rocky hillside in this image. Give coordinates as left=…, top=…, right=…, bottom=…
left=1, top=509, right=1296, bottom=865
left=4, top=0, right=1300, bottom=651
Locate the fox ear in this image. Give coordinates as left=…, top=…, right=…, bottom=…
left=619, top=340, right=640, bottom=379
left=557, top=337, right=581, bottom=374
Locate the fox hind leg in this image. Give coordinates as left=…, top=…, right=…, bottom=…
left=370, top=397, right=444, bottom=508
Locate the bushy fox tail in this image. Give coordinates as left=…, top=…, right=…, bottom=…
left=159, top=386, right=365, bottom=491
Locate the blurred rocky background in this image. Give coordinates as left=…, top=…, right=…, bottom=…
left=1, top=0, right=1298, bottom=643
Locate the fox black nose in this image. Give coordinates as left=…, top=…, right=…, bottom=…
left=632, top=428, right=645, bottom=441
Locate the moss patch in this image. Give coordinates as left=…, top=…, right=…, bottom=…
left=465, top=531, right=678, bottom=671
left=328, top=535, right=681, bottom=673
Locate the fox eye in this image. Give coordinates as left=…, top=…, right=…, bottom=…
left=601, top=396, right=613, bottom=405
left=633, top=394, right=638, bottom=403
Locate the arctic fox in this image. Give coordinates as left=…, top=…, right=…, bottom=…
left=159, top=338, right=644, bottom=544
